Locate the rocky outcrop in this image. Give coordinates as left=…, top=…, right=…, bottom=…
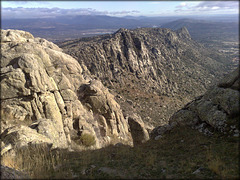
left=151, top=67, right=239, bottom=138
left=0, top=29, right=137, bottom=155
left=59, top=27, right=232, bottom=126
left=77, top=80, right=131, bottom=144
left=126, top=113, right=149, bottom=145
left=1, top=125, right=53, bottom=155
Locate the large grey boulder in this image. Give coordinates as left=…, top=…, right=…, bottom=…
left=127, top=113, right=149, bottom=145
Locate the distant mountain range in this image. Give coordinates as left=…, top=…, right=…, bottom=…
left=2, top=15, right=174, bottom=42
left=2, top=14, right=238, bottom=42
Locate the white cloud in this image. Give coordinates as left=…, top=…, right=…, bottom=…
left=212, top=6, right=220, bottom=10
left=176, top=1, right=198, bottom=8
left=180, top=2, right=187, bottom=7
left=175, top=1, right=239, bottom=14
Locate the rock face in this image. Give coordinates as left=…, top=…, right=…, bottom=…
left=0, top=29, right=137, bottom=154
left=59, top=27, right=232, bottom=126
left=77, top=80, right=132, bottom=145
left=1, top=125, right=53, bottom=155
left=151, top=68, right=239, bottom=138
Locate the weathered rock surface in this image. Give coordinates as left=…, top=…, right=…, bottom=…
left=77, top=80, right=132, bottom=145
left=59, top=27, right=232, bottom=126
left=1, top=125, right=53, bottom=153
left=0, top=29, right=137, bottom=155
left=151, top=67, right=239, bottom=138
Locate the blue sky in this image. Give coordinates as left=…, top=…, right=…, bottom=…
left=2, top=1, right=239, bottom=18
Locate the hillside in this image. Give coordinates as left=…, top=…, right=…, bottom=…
left=59, top=27, right=233, bottom=127
left=2, top=16, right=140, bottom=42
left=1, top=15, right=183, bottom=42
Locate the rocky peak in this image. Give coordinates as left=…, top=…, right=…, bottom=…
left=176, top=26, right=191, bottom=39
left=115, top=28, right=129, bottom=34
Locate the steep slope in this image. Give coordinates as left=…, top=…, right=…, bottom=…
left=1, top=29, right=150, bottom=155
left=59, top=27, right=232, bottom=126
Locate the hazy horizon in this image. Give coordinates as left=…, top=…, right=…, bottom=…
left=2, top=1, right=239, bottom=19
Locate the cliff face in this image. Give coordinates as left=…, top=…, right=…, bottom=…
left=59, top=27, right=232, bottom=126
left=1, top=29, right=150, bottom=154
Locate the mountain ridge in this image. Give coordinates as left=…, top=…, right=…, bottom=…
left=59, top=27, right=233, bottom=126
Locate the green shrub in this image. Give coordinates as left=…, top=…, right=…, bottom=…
left=80, top=133, right=96, bottom=147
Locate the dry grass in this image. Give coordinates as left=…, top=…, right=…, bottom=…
left=1, top=126, right=239, bottom=179
left=206, top=140, right=239, bottom=179
left=1, top=144, right=71, bottom=179
left=207, top=156, right=225, bottom=177
left=1, top=151, right=16, bottom=169
left=61, top=126, right=238, bottom=179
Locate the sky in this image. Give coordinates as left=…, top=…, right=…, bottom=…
left=1, top=1, right=239, bottom=19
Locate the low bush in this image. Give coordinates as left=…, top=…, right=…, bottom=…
left=80, top=133, right=96, bottom=147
